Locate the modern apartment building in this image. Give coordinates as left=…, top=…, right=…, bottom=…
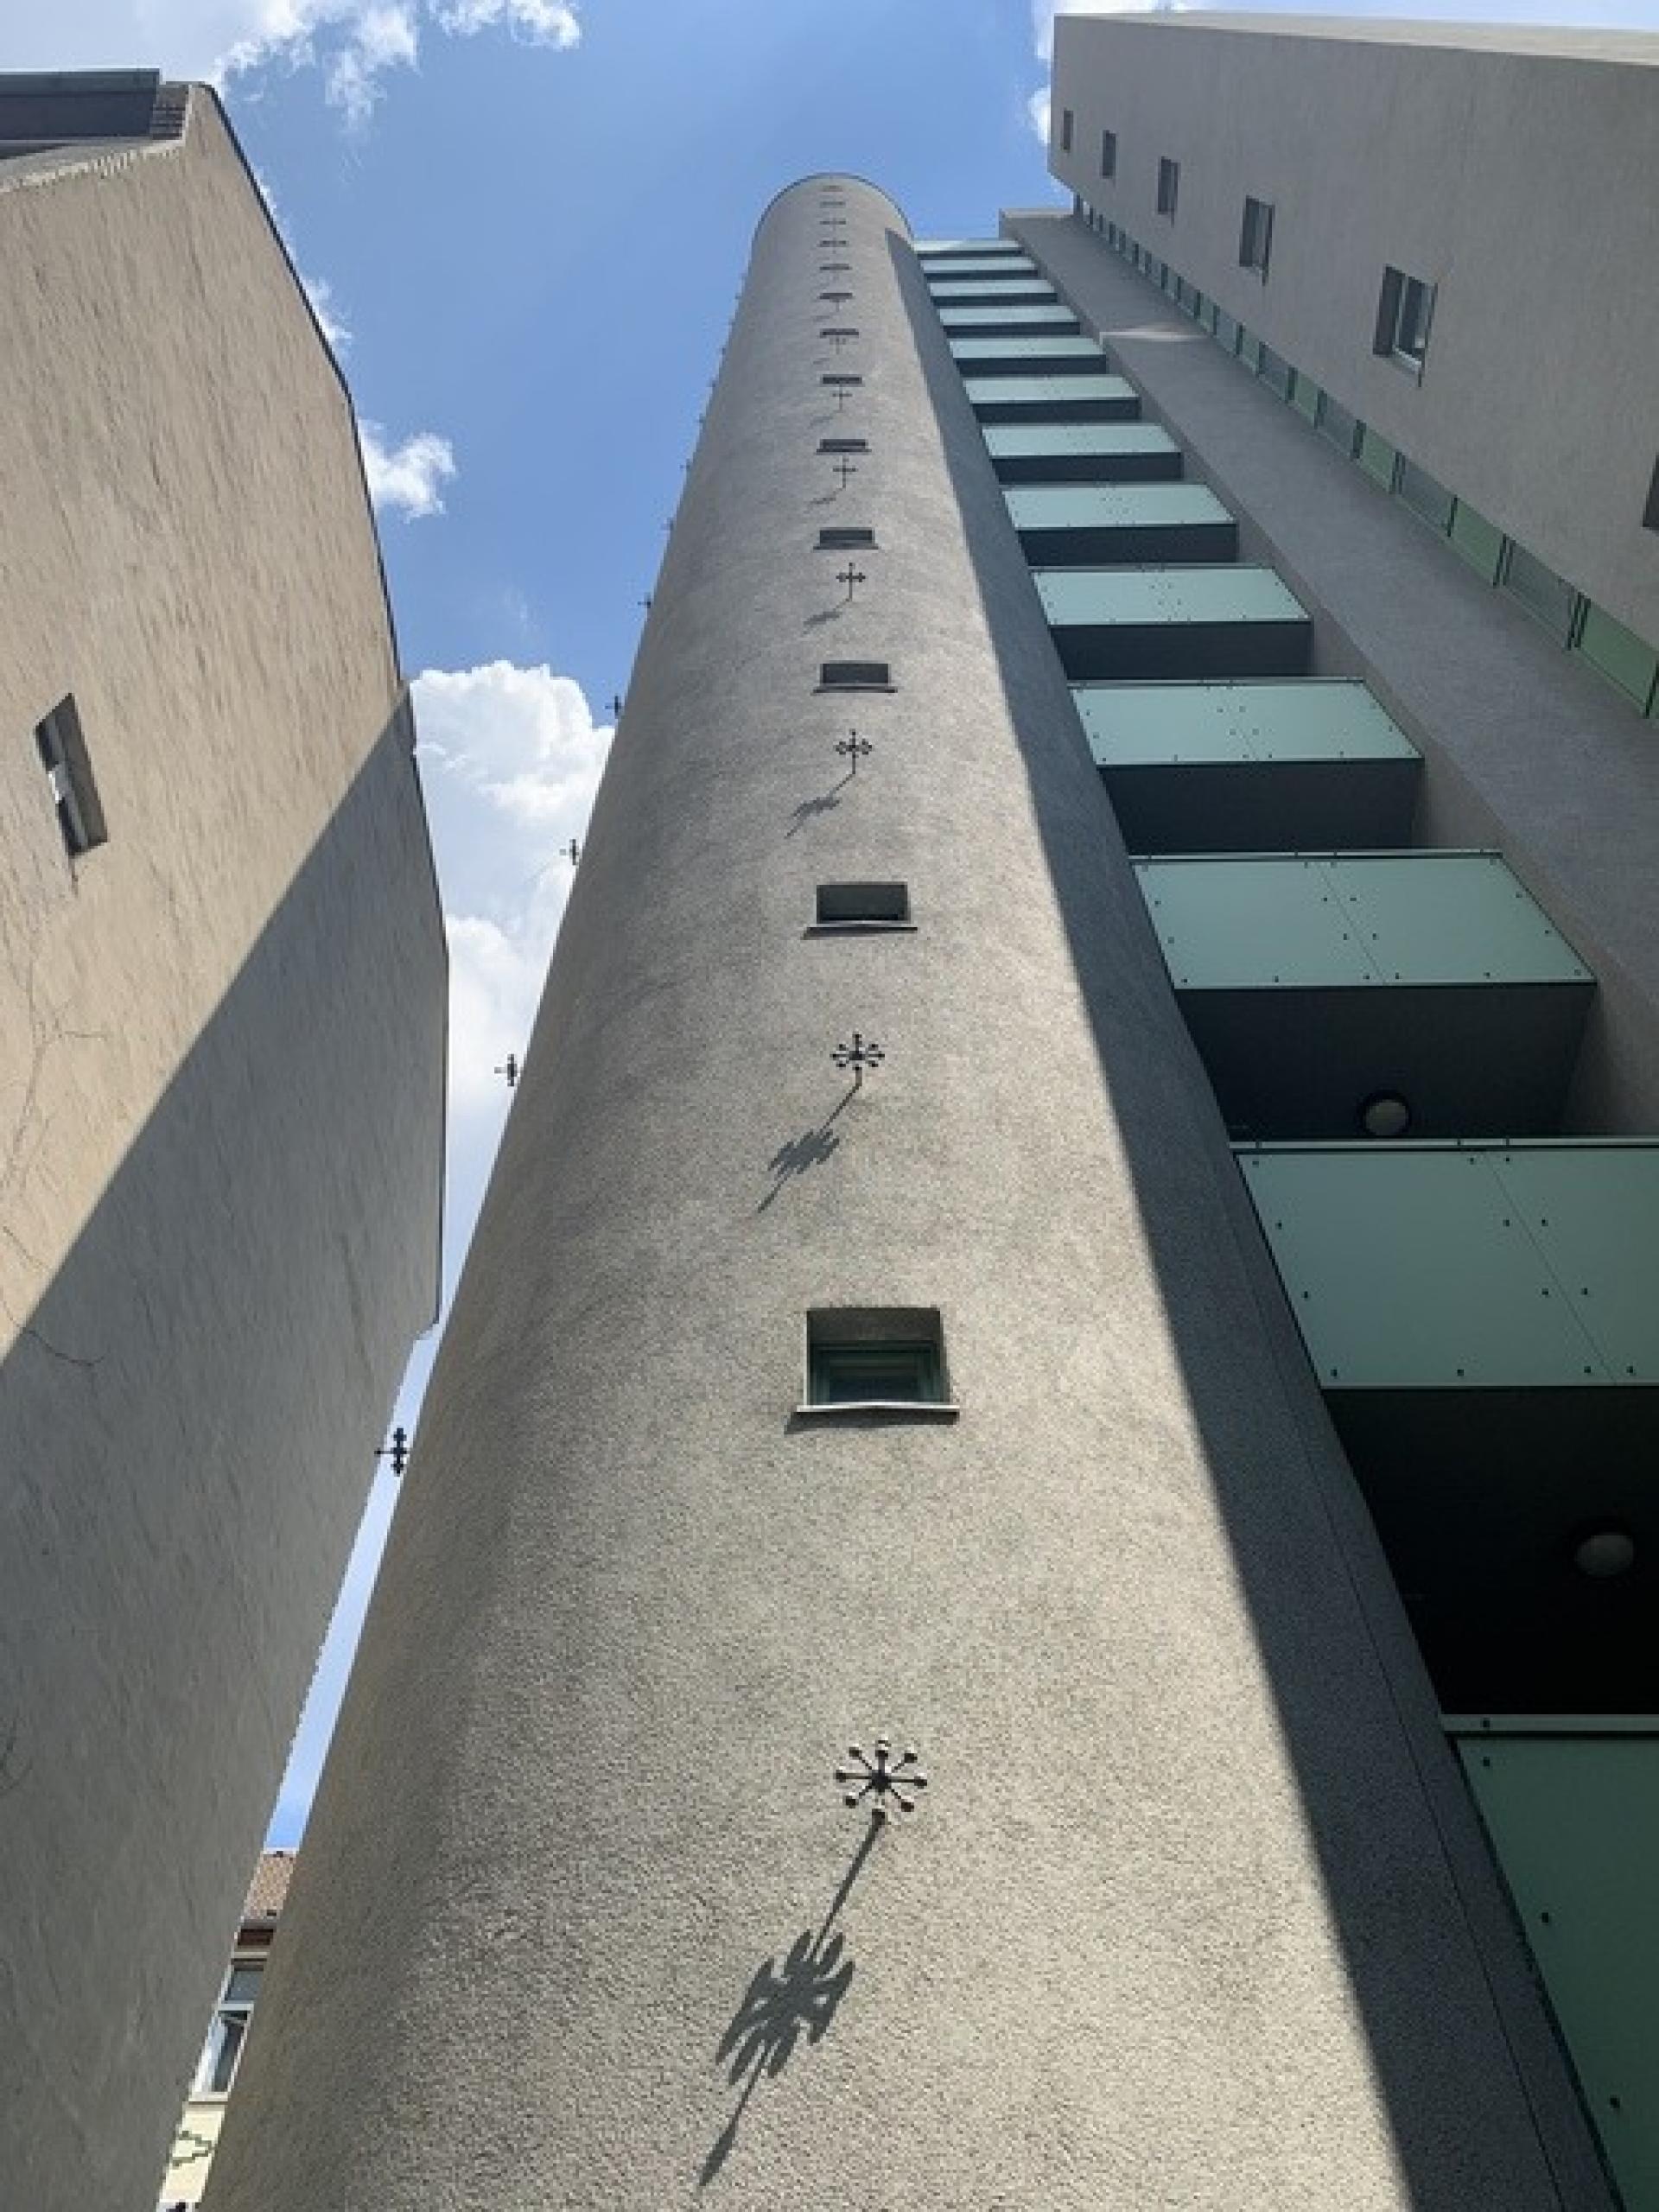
left=211, top=26, right=1656, bottom=2208
left=0, top=71, right=444, bottom=2212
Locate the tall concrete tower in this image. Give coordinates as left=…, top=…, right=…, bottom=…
left=212, top=175, right=1617, bottom=2206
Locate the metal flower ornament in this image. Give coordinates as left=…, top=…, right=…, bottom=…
left=835, top=1737, right=928, bottom=1821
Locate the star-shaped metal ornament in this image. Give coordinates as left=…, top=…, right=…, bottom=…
left=835, top=1737, right=928, bottom=1820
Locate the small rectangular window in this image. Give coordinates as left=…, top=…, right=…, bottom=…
left=822, top=373, right=862, bottom=388
left=1060, top=107, right=1074, bottom=153
left=1239, top=196, right=1273, bottom=278
left=813, top=881, right=911, bottom=930
left=801, top=1308, right=954, bottom=1414
left=1643, top=457, right=1659, bottom=534
left=194, top=1959, right=264, bottom=2096
left=1156, top=157, right=1179, bottom=217
left=821, top=327, right=859, bottom=339
left=821, top=261, right=850, bottom=273
left=1374, top=265, right=1435, bottom=375
left=818, top=436, right=868, bottom=454
left=819, top=289, right=853, bottom=303
left=817, top=526, right=876, bottom=550
left=33, top=695, right=106, bottom=859
left=1100, top=128, right=1116, bottom=178
left=818, top=660, right=893, bottom=691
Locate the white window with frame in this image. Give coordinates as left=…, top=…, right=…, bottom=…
left=1374, top=265, right=1436, bottom=377
left=194, top=1957, right=264, bottom=2096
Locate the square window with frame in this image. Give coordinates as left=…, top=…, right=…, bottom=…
left=800, top=1308, right=955, bottom=1415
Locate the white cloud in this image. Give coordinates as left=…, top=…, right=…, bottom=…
left=1029, top=1, right=1185, bottom=140
left=0, top=0, right=581, bottom=124
left=413, top=660, right=611, bottom=1119
left=359, top=422, right=457, bottom=519
left=301, top=270, right=352, bottom=352
left=1027, top=83, right=1051, bottom=144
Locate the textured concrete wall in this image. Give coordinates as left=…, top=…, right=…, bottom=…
left=212, top=176, right=1607, bottom=2209
left=1049, top=15, right=1659, bottom=645
left=1012, top=207, right=1659, bottom=1134
left=0, top=93, right=445, bottom=2211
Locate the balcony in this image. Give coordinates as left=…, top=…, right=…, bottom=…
left=919, top=253, right=1039, bottom=279
left=965, top=372, right=1140, bottom=424
left=1139, top=849, right=1592, bottom=1136
left=949, top=334, right=1106, bottom=378
left=1007, top=483, right=1236, bottom=565
left=1073, top=679, right=1421, bottom=853
left=927, top=279, right=1060, bottom=306
left=1238, top=1140, right=1659, bottom=1710
left=937, top=302, right=1081, bottom=337
left=1446, top=1718, right=1659, bottom=2212
left=1033, top=565, right=1310, bottom=678
left=984, top=423, right=1182, bottom=484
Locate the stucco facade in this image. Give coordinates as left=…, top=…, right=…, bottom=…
left=0, top=75, right=444, bottom=2212
left=207, top=175, right=1607, bottom=2209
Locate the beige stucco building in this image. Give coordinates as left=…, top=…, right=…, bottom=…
left=0, top=70, right=445, bottom=2212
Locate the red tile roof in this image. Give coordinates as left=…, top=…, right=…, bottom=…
left=243, top=1849, right=295, bottom=1923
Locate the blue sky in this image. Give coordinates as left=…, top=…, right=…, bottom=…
left=7, top=0, right=1656, bottom=1845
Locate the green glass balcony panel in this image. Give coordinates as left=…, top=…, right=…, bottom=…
left=1033, top=566, right=1310, bottom=680
left=1006, top=483, right=1236, bottom=564
left=921, top=255, right=1038, bottom=278
left=915, top=238, right=1027, bottom=256
left=984, top=422, right=1183, bottom=485
left=1490, top=1150, right=1659, bottom=1381
left=1357, top=425, right=1399, bottom=488
left=950, top=335, right=1103, bottom=378
left=1238, top=1144, right=1659, bottom=1388
left=965, top=373, right=1139, bottom=424
left=938, top=302, right=1077, bottom=329
left=1451, top=1724, right=1659, bottom=2212
left=928, top=279, right=1058, bottom=303
left=1075, top=679, right=1418, bottom=767
left=1573, top=601, right=1659, bottom=712
left=1139, top=855, right=1374, bottom=986
left=1449, top=499, right=1506, bottom=582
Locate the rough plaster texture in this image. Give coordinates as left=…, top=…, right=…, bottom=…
left=0, top=92, right=445, bottom=2211
left=212, top=178, right=1608, bottom=2209
left=1048, top=14, right=1659, bottom=645
left=1011, top=208, right=1659, bottom=1134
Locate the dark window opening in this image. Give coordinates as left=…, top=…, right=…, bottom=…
left=821, top=261, right=851, bottom=273
left=804, top=1308, right=950, bottom=1410
left=818, top=660, right=893, bottom=690
left=822, top=373, right=862, bottom=387
left=1374, top=265, right=1435, bottom=374
left=1059, top=107, right=1074, bottom=153
left=1156, top=157, right=1179, bottom=217
left=818, top=436, right=868, bottom=454
left=817, top=526, right=876, bottom=550
left=814, top=881, right=910, bottom=928
left=819, top=289, right=853, bottom=303
left=821, top=326, right=860, bottom=339
left=33, top=695, right=106, bottom=858
left=1100, top=128, right=1116, bottom=178
left=1239, top=195, right=1273, bottom=278
left=1643, top=458, right=1659, bottom=534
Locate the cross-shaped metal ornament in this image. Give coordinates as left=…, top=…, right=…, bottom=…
left=375, top=1427, right=410, bottom=1478
left=836, top=564, right=867, bottom=605
left=831, top=1032, right=885, bottom=1089
left=493, top=1053, right=519, bottom=1090
left=830, top=456, right=857, bottom=491
left=835, top=1738, right=928, bottom=1821
left=607, top=695, right=624, bottom=717
left=835, top=730, right=871, bottom=776
left=563, top=838, right=582, bottom=868
left=831, top=385, right=851, bottom=413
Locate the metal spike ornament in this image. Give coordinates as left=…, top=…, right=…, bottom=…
left=835, top=1738, right=928, bottom=1821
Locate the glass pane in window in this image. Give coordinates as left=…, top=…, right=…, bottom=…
left=1503, top=543, right=1577, bottom=642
